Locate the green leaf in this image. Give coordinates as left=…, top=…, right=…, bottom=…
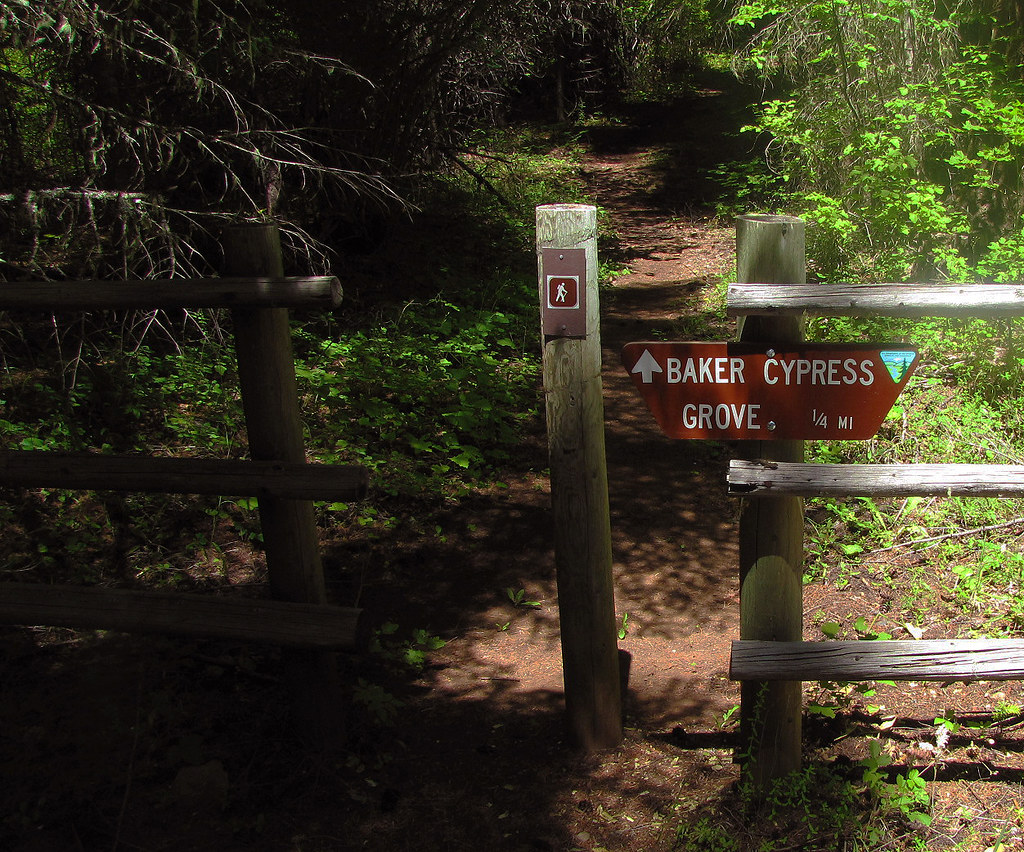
left=452, top=451, right=474, bottom=469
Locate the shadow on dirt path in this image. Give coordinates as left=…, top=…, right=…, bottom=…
left=590, top=75, right=749, bottom=735
left=330, top=78, right=755, bottom=851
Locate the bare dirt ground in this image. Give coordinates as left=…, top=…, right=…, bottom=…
left=4, top=79, right=1024, bottom=851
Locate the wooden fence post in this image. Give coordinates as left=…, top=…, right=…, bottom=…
left=222, top=222, right=342, bottom=747
left=536, top=203, right=622, bottom=751
left=736, top=214, right=806, bottom=785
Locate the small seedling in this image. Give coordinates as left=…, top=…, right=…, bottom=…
left=854, top=615, right=892, bottom=640
left=820, top=621, right=842, bottom=638
left=934, top=709, right=960, bottom=734
left=505, top=587, right=540, bottom=608
left=617, top=612, right=630, bottom=640
left=719, top=703, right=740, bottom=729
left=993, top=700, right=1022, bottom=722
left=369, top=622, right=447, bottom=671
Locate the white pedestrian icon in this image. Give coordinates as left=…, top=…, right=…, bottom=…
left=555, top=281, right=568, bottom=303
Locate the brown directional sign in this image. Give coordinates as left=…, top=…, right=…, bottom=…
left=621, top=342, right=919, bottom=440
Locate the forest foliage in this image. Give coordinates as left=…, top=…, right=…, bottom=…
left=728, top=0, right=1024, bottom=282
left=0, top=0, right=721, bottom=588
left=4, top=0, right=1024, bottom=559
left=0, top=0, right=719, bottom=486
left=0, top=0, right=714, bottom=280
left=5, top=0, right=1023, bottom=284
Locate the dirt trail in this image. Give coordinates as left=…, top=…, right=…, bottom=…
left=419, top=83, right=752, bottom=706
left=345, top=87, right=756, bottom=851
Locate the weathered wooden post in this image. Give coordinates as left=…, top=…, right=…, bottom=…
left=536, top=203, right=622, bottom=751
left=736, top=214, right=806, bottom=784
left=222, top=222, right=341, bottom=746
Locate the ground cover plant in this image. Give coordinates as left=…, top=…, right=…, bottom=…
left=803, top=311, right=1024, bottom=625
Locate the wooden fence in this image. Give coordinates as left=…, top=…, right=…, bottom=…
left=726, top=215, right=1024, bottom=781
left=0, top=223, right=367, bottom=742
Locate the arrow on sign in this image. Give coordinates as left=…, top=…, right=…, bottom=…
left=630, top=349, right=663, bottom=383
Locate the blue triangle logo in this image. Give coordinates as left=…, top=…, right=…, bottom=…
left=880, top=350, right=915, bottom=383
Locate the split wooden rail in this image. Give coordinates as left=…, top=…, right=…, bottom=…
left=0, top=223, right=366, bottom=653
left=726, top=265, right=1024, bottom=779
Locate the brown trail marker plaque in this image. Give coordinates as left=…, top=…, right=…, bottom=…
left=621, top=341, right=918, bottom=441
left=540, top=247, right=588, bottom=339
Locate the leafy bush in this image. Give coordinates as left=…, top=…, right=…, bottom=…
left=728, top=1, right=1024, bottom=282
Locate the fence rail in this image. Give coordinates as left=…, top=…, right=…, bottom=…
left=728, top=282, right=1024, bottom=317
left=0, top=583, right=361, bottom=649
left=731, top=639, right=1024, bottom=682
left=0, top=276, right=341, bottom=309
left=729, top=460, right=1024, bottom=498
left=0, top=450, right=367, bottom=500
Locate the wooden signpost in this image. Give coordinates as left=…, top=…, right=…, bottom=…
left=537, top=204, right=622, bottom=752
left=731, top=215, right=807, bottom=786
left=614, top=212, right=1024, bottom=789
